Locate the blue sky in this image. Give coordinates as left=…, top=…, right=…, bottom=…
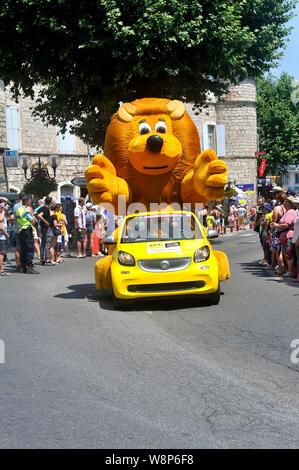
left=270, top=3, right=299, bottom=78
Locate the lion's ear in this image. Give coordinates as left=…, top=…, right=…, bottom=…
left=118, top=102, right=136, bottom=122
left=167, top=100, right=185, bottom=120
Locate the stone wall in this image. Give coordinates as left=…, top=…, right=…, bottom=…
left=216, top=79, right=257, bottom=205
left=19, top=95, right=58, bottom=154
left=4, top=87, right=99, bottom=156
left=186, top=78, right=258, bottom=206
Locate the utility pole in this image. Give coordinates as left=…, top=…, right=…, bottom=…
left=87, top=143, right=91, bottom=165
left=0, top=149, right=9, bottom=192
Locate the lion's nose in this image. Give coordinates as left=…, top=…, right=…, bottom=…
left=146, top=135, right=163, bottom=153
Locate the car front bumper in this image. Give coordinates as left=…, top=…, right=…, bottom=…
left=111, top=257, right=219, bottom=299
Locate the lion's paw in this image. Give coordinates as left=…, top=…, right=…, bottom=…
left=193, top=149, right=228, bottom=203
left=84, top=154, right=118, bottom=204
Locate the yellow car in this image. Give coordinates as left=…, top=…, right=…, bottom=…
left=101, top=210, right=230, bottom=309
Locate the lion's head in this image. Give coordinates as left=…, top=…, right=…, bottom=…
left=104, top=98, right=202, bottom=203
left=105, top=98, right=201, bottom=176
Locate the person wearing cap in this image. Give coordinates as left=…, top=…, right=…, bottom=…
left=15, top=194, right=39, bottom=274
left=291, top=197, right=299, bottom=282
left=85, top=202, right=96, bottom=256
left=270, top=186, right=283, bottom=207
left=285, top=188, right=296, bottom=196
left=270, top=186, right=283, bottom=195
left=0, top=196, right=9, bottom=204
left=74, top=197, right=87, bottom=258
left=36, top=196, right=54, bottom=265
left=271, top=196, right=296, bottom=276
left=237, top=204, right=247, bottom=230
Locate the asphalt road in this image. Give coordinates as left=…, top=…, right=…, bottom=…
left=0, top=231, right=298, bottom=449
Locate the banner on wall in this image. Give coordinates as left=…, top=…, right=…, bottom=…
left=259, top=159, right=266, bottom=177
left=235, top=184, right=254, bottom=192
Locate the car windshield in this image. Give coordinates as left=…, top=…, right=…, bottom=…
left=120, top=213, right=203, bottom=243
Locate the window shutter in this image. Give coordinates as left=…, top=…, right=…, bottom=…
left=202, top=124, right=209, bottom=151
left=6, top=106, right=19, bottom=150
left=216, top=124, right=226, bottom=157
left=58, top=123, right=75, bottom=154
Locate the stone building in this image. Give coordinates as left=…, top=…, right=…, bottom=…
left=0, top=79, right=258, bottom=205
left=281, top=165, right=299, bottom=192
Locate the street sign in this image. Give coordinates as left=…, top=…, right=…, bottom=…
left=71, top=177, right=86, bottom=186
left=255, top=151, right=266, bottom=155
left=4, top=150, right=19, bottom=167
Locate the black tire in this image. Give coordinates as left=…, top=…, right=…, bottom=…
left=201, top=282, right=221, bottom=305
left=112, top=292, right=135, bottom=310
left=112, top=292, right=125, bottom=310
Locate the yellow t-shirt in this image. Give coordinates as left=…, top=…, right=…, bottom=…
left=55, top=210, right=66, bottom=236
left=207, top=215, right=214, bottom=227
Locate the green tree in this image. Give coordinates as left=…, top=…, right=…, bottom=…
left=0, top=0, right=296, bottom=146
left=22, top=178, right=58, bottom=199
left=256, top=73, right=299, bottom=175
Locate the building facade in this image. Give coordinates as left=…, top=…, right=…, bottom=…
left=0, top=79, right=258, bottom=205
left=281, top=165, right=299, bottom=193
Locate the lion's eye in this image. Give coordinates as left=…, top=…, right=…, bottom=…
left=139, top=123, right=151, bottom=135
left=155, top=122, right=167, bottom=134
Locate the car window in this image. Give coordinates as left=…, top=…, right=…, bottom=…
left=121, top=213, right=203, bottom=243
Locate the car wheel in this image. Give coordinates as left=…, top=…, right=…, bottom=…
left=112, top=292, right=125, bottom=310
left=201, top=282, right=220, bottom=305
left=112, top=292, right=135, bottom=310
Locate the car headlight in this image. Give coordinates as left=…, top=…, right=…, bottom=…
left=118, top=251, right=135, bottom=266
left=194, top=245, right=210, bottom=262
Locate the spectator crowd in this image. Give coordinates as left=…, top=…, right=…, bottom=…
left=199, top=203, right=248, bottom=234
left=251, top=186, right=299, bottom=282
left=0, top=194, right=119, bottom=276
left=2, top=186, right=299, bottom=283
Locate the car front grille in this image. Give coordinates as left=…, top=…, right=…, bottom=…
left=138, top=257, right=191, bottom=272
left=127, top=281, right=205, bottom=293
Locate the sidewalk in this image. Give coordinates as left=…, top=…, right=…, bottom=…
left=212, top=224, right=252, bottom=238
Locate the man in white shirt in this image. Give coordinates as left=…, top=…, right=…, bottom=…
left=74, top=197, right=87, bottom=258
left=237, top=205, right=247, bottom=230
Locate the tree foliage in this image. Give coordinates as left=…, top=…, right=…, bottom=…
left=256, top=73, right=299, bottom=174
left=0, top=0, right=296, bottom=146
left=22, top=165, right=58, bottom=198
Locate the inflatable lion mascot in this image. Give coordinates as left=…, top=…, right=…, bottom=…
left=84, top=98, right=230, bottom=290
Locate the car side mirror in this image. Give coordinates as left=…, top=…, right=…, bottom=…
left=207, top=229, right=219, bottom=239
left=104, top=236, right=116, bottom=245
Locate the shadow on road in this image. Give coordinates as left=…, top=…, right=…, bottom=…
left=99, top=294, right=219, bottom=312
left=54, top=283, right=101, bottom=301
left=238, top=261, right=299, bottom=289
left=54, top=283, right=224, bottom=311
